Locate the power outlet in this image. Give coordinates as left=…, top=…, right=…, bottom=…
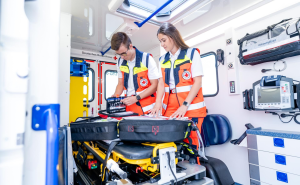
left=228, top=62, right=234, bottom=69
left=230, top=81, right=235, bottom=93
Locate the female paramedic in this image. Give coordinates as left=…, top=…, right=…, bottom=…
left=150, top=23, right=207, bottom=164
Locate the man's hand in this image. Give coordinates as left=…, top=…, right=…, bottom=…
left=111, top=93, right=119, bottom=97
left=121, top=96, right=138, bottom=106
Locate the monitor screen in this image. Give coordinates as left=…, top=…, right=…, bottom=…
left=258, top=88, right=281, bottom=103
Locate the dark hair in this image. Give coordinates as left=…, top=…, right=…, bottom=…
left=157, top=23, right=189, bottom=50
left=111, top=32, right=132, bottom=50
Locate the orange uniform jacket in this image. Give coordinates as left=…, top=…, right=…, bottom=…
left=119, top=47, right=156, bottom=114
left=159, top=48, right=207, bottom=118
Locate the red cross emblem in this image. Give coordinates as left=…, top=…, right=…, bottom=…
left=113, top=56, right=117, bottom=60
left=128, top=126, right=134, bottom=132
left=140, top=79, right=148, bottom=87
left=152, top=126, right=159, bottom=135
left=182, top=71, right=191, bottom=80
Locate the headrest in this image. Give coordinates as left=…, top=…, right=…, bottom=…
left=201, top=114, right=232, bottom=147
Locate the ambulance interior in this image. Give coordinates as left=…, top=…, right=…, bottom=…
left=1, top=0, right=300, bottom=185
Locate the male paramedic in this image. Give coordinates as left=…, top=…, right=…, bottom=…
left=111, top=32, right=159, bottom=115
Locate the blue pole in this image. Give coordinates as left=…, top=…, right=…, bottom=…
left=101, top=46, right=111, bottom=56
left=134, top=0, right=173, bottom=28
left=31, top=104, right=60, bottom=185
left=45, top=106, right=59, bottom=185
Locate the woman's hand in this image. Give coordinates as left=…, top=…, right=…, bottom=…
left=149, top=103, right=162, bottom=117
left=170, top=105, right=188, bottom=119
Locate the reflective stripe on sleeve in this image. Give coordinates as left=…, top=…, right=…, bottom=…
left=136, top=89, right=146, bottom=95
left=162, top=103, right=167, bottom=110
left=142, top=103, right=155, bottom=112
left=187, top=102, right=206, bottom=111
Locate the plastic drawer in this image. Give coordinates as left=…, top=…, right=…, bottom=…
left=249, top=164, right=300, bottom=185
left=248, top=149, right=300, bottom=175
left=248, top=134, right=300, bottom=158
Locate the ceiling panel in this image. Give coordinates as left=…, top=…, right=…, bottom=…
left=61, top=0, right=270, bottom=54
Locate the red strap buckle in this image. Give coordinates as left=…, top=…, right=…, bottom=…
left=136, top=167, right=144, bottom=173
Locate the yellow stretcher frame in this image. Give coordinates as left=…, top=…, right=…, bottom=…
left=74, top=141, right=179, bottom=173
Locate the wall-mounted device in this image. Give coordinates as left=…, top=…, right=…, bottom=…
left=254, top=76, right=295, bottom=111
left=225, top=28, right=240, bottom=95
left=238, top=18, right=300, bottom=65
left=216, top=49, right=224, bottom=65
left=70, top=59, right=90, bottom=77
left=243, top=75, right=300, bottom=112
left=243, top=90, right=249, bottom=109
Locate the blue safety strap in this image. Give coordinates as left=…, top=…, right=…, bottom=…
left=190, top=48, right=196, bottom=61
left=146, top=53, right=150, bottom=68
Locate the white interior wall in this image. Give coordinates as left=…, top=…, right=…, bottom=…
left=193, top=2, right=300, bottom=185
left=70, top=48, right=116, bottom=63
left=146, top=46, right=161, bottom=66
left=58, top=13, right=71, bottom=126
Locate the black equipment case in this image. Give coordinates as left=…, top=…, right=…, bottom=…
left=70, top=117, right=119, bottom=141
left=118, top=119, right=192, bottom=143
left=98, top=110, right=138, bottom=120
left=238, top=18, right=300, bottom=65
left=106, top=96, right=126, bottom=113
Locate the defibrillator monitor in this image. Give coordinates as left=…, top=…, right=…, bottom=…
left=253, top=76, right=295, bottom=111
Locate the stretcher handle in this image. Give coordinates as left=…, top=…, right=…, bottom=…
left=98, top=110, right=108, bottom=114
left=99, top=110, right=139, bottom=117
left=75, top=117, right=93, bottom=121
left=130, top=125, right=185, bottom=133
left=268, top=18, right=292, bottom=30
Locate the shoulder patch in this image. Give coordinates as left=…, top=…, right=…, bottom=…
left=182, top=71, right=191, bottom=80
left=140, top=78, right=148, bottom=87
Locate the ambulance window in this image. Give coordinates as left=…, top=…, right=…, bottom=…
left=83, top=69, right=95, bottom=102
left=129, top=0, right=186, bottom=15
left=88, top=8, right=93, bottom=36
left=116, top=0, right=199, bottom=23
left=201, top=52, right=219, bottom=97
left=105, top=70, right=119, bottom=99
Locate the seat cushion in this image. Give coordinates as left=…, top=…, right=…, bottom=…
left=96, top=141, right=182, bottom=160
left=201, top=114, right=232, bottom=147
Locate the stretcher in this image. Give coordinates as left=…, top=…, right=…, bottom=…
left=73, top=140, right=212, bottom=185
left=70, top=114, right=236, bottom=185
